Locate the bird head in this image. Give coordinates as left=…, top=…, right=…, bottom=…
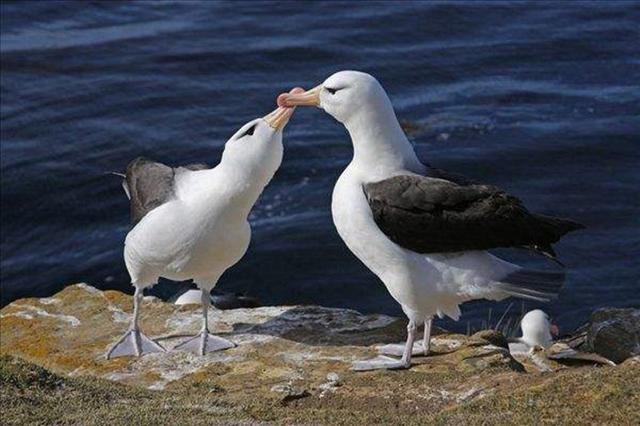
left=276, top=72, right=419, bottom=172
left=221, top=90, right=301, bottom=183
left=277, top=71, right=391, bottom=125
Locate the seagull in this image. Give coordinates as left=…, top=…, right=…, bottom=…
left=106, top=98, right=300, bottom=359
left=278, top=71, right=584, bottom=370
left=508, top=309, right=559, bottom=354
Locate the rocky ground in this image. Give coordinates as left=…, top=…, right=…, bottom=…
left=1, top=283, right=639, bottom=425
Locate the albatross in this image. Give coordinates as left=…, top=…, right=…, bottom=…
left=107, top=96, right=300, bottom=359
left=278, top=71, right=584, bottom=370
left=508, top=310, right=615, bottom=367
left=508, top=309, right=559, bottom=354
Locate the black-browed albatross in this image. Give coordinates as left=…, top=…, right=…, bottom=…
left=107, top=99, right=300, bottom=359
left=278, top=71, right=584, bottom=370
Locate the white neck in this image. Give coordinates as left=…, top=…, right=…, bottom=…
left=189, top=162, right=274, bottom=222
left=344, top=96, right=423, bottom=175
left=222, top=163, right=275, bottom=214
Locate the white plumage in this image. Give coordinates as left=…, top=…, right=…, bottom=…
left=279, top=71, right=576, bottom=370
left=508, top=309, right=556, bottom=354
left=107, top=106, right=294, bottom=358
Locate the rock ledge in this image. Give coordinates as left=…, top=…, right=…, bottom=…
left=1, top=284, right=638, bottom=425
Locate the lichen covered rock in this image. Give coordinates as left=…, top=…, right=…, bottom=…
left=1, top=284, right=638, bottom=425
left=0, top=283, right=525, bottom=390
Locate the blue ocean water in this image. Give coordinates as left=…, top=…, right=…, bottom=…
left=1, top=1, right=638, bottom=333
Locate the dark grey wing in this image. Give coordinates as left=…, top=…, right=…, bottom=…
left=363, top=174, right=584, bottom=254
left=125, top=157, right=176, bottom=225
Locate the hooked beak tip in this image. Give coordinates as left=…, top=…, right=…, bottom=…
left=264, top=87, right=303, bottom=130
left=276, top=92, right=291, bottom=108
left=277, top=85, right=321, bottom=108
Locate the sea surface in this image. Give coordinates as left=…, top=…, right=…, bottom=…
left=1, top=1, right=639, bottom=333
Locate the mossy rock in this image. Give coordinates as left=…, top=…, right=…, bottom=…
left=1, top=284, right=638, bottom=425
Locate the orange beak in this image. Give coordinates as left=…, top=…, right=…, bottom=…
left=277, top=85, right=321, bottom=108
left=263, top=106, right=295, bottom=130
left=263, top=87, right=305, bottom=130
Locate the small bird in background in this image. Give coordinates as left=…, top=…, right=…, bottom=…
left=508, top=309, right=559, bottom=354
left=509, top=309, right=615, bottom=369
left=278, top=71, right=583, bottom=370
left=107, top=95, right=300, bottom=359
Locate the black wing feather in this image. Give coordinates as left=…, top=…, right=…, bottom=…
left=364, top=174, right=584, bottom=255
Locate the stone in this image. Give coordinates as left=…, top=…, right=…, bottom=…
left=468, top=329, right=509, bottom=348
left=326, top=372, right=340, bottom=384
left=270, top=382, right=310, bottom=404
left=587, top=308, right=640, bottom=363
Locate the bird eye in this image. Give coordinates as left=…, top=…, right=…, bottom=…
left=242, top=124, right=256, bottom=137
left=326, top=87, right=338, bottom=95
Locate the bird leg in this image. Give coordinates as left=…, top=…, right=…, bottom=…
left=174, top=289, right=235, bottom=355
left=106, top=287, right=165, bottom=359
left=352, top=320, right=417, bottom=371
left=423, top=317, right=432, bottom=356
left=376, top=317, right=433, bottom=357
left=397, top=320, right=417, bottom=368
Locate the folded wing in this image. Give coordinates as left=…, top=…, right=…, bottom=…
left=119, top=157, right=212, bottom=225
left=123, top=158, right=175, bottom=225
left=363, top=174, right=584, bottom=257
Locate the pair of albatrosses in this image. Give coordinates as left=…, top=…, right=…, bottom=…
left=108, top=72, right=583, bottom=371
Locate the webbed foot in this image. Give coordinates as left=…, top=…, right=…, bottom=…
left=352, top=355, right=411, bottom=371
left=174, top=331, right=235, bottom=355
left=376, top=341, right=427, bottom=357
left=106, top=329, right=165, bottom=359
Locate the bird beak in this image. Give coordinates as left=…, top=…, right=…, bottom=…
left=263, top=106, right=295, bottom=130
left=263, top=87, right=306, bottom=130
left=550, top=324, right=559, bottom=337
left=277, top=85, right=321, bottom=108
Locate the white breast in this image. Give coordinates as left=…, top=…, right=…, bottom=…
left=331, top=167, right=406, bottom=280
left=331, top=166, right=435, bottom=313
left=331, top=165, right=515, bottom=320
left=124, top=168, right=251, bottom=287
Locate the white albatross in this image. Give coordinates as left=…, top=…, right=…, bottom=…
left=107, top=97, right=300, bottom=359
left=508, top=309, right=615, bottom=368
left=508, top=309, right=559, bottom=354
left=278, top=71, right=584, bottom=370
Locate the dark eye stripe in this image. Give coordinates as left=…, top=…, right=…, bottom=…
left=243, top=124, right=256, bottom=137
left=326, top=87, right=338, bottom=95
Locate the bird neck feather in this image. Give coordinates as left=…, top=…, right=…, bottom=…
left=344, top=102, right=422, bottom=174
